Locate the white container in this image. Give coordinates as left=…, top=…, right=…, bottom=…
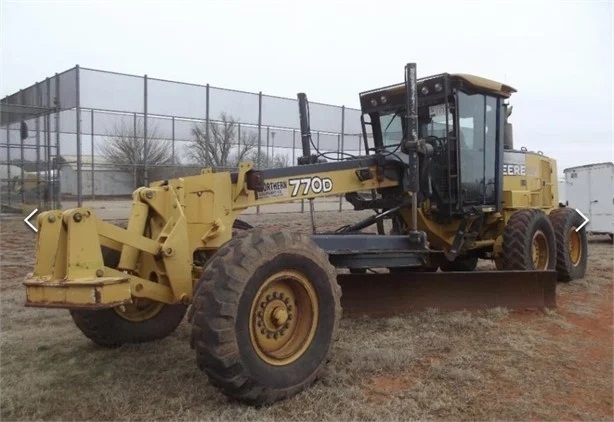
left=563, top=162, right=614, bottom=236
left=558, top=179, right=566, bottom=206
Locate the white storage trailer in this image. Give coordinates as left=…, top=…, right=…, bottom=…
left=563, top=162, right=614, bottom=237
left=558, top=179, right=566, bottom=206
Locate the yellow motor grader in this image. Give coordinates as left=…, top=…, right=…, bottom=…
left=23, top=63, right=587, bottom=405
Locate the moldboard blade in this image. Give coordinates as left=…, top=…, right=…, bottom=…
left=337, top=270, right=557, bottom=317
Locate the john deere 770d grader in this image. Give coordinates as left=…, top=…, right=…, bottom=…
left=24, top=63, right=587, bottom=405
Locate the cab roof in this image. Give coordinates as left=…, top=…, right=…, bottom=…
left=360, top=73, right=517, bottom=99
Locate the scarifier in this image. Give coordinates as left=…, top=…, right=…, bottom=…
left=23, top=63, right=587, bottom=405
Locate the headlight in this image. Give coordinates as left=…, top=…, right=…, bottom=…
left=380, top=95, right=387, bottom=104
left=370, top=98, right=378, bottom=107
left=421, top=86, right=429, bottom=95
left=434, top=82, right=443, bottom=92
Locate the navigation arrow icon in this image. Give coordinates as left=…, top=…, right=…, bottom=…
left=24, top=208, right=39, bottom=233
left=575, top=208, right=589, bottom=232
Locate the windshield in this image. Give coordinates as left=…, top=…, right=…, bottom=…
left=380, top=111, right=403, bottom=147
left=380, top=104, right=454, bottom=147
left=375, top=103, right=453, bottom=150
left=420, top=103, right=452, bottom=138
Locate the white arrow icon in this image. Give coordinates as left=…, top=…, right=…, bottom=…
left=575, top=208, right=589, bottom=232
left=24, top=208, right=38, bottom=233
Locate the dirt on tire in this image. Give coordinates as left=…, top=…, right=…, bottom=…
left=548, top=207, right=589, bottom=281
left=190, top=229, right=342, bottom=405
left=503, top=209, right=557, bottom=271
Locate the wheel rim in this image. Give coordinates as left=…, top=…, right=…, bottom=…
left=249, top=270, right=319, bottom=366
left=568, top=227, right=582, bottom=266
left=114, top=299, right=165, bottom=322
left=531, top=230, right=550, bottom=270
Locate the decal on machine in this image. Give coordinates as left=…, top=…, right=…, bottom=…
left=503, top=164, right=526, bottom=176
left=429, top=104, right=447, bottom=117
left=503, top=151, right=527, bottom=176
left=256, top=181, right=288, bottom=199
left=289, top=176, right=333, bottom=197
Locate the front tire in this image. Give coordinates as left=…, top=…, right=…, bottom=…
left=502, top=209, right=557, bottom=271
left=70, top=219, right=254, bottom=348
left=548, top=208, right=588, bottom=281
left=191, top=229, right=341, bottom=405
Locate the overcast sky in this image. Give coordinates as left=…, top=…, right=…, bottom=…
left=1, top=0, right=612, bottom=173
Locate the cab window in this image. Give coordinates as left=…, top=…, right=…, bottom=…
left=380, top=112, right=403, bottom=148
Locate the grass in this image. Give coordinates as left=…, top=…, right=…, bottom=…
left=1, top=213, right=612, bottom=421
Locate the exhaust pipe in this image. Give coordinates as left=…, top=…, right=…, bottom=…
left=504, top=104, right=514, bottom=150
left=297, top=93, right=314, bottom=165
left=404, top=63, right=419, bottom=232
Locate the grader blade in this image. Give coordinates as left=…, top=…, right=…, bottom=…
left=337, top=270, right=557, bottom=317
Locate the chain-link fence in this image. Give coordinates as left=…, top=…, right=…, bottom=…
left=1, top=66, right=368, bottom=217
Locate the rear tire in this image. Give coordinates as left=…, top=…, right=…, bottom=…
left=502, top=209, right=556, bottom=271
left=548, top=208, right=588, bottom=281
left=191, top=229, right=341, bottom=405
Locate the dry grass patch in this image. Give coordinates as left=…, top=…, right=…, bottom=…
left=1, top=215, right=612, bottom=421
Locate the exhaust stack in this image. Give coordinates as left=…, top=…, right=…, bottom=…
left=404, top=63, right=419, bottom=232
left=297, top=93, right=315, bottom=165
left=504, top=104, right=514, bottom=150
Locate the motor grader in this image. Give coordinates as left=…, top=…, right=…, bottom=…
left=23, top=63, right=587, bottom=405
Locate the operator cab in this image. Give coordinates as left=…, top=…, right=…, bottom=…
left=359, top=73, right=516, bottom=217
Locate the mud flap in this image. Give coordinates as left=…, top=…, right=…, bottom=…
left=337, top=270, right=557, bottom=317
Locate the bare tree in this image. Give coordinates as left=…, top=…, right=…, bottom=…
left=99, top=117, right=173, bottom=188
left=189, top=113, right=257, bottom=169
left=247, top=151, right=291, bottom=169
left=273, top=153, right=291, bottom=168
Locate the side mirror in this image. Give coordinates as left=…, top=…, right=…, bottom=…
left=20, top=121, right=28, bottom=140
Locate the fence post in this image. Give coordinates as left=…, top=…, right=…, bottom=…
left=266, top=126, right=270, bottom=164
left=75, top=65, right=82, bottom=207
left=35, top=116, right=41, bottom=208
left=171, top=116, right=176, bottom=178
left=206, top=83, right=210, bottom=144
left=339, top=106, right=345, bottom=211
left=35, top=83, right=41, bottom=208
left=18, top=90, right=25, bottom=205
left=337, top=134, right=342, bottom=212
left=19, top=91, right=25, bottom=205
left=54, top=72, right=61, bottom=209
left=133, top=113, right=137, bottom=189
left=292, top=129, right=296, bottom=165
left=45, top=77, right=52, bottom=209
left=237, top=122, right=241, bottom=166
left=5, top=123, right=10, bottom=207
left=257, top=92, right=262, bottom=167
left=143, top=74, right=149, bottom=187
left=257, top=91, right=262, bottom=214
left=91, top=110, right=95, bottom=200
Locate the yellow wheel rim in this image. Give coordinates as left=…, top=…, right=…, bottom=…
left=568, top=227, right=582, bottom=266
left=531, top=230, right=550, bottom=270
left=249, top=270, right=319, bottom=366
left=114, top=299, right=165, bottom=322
